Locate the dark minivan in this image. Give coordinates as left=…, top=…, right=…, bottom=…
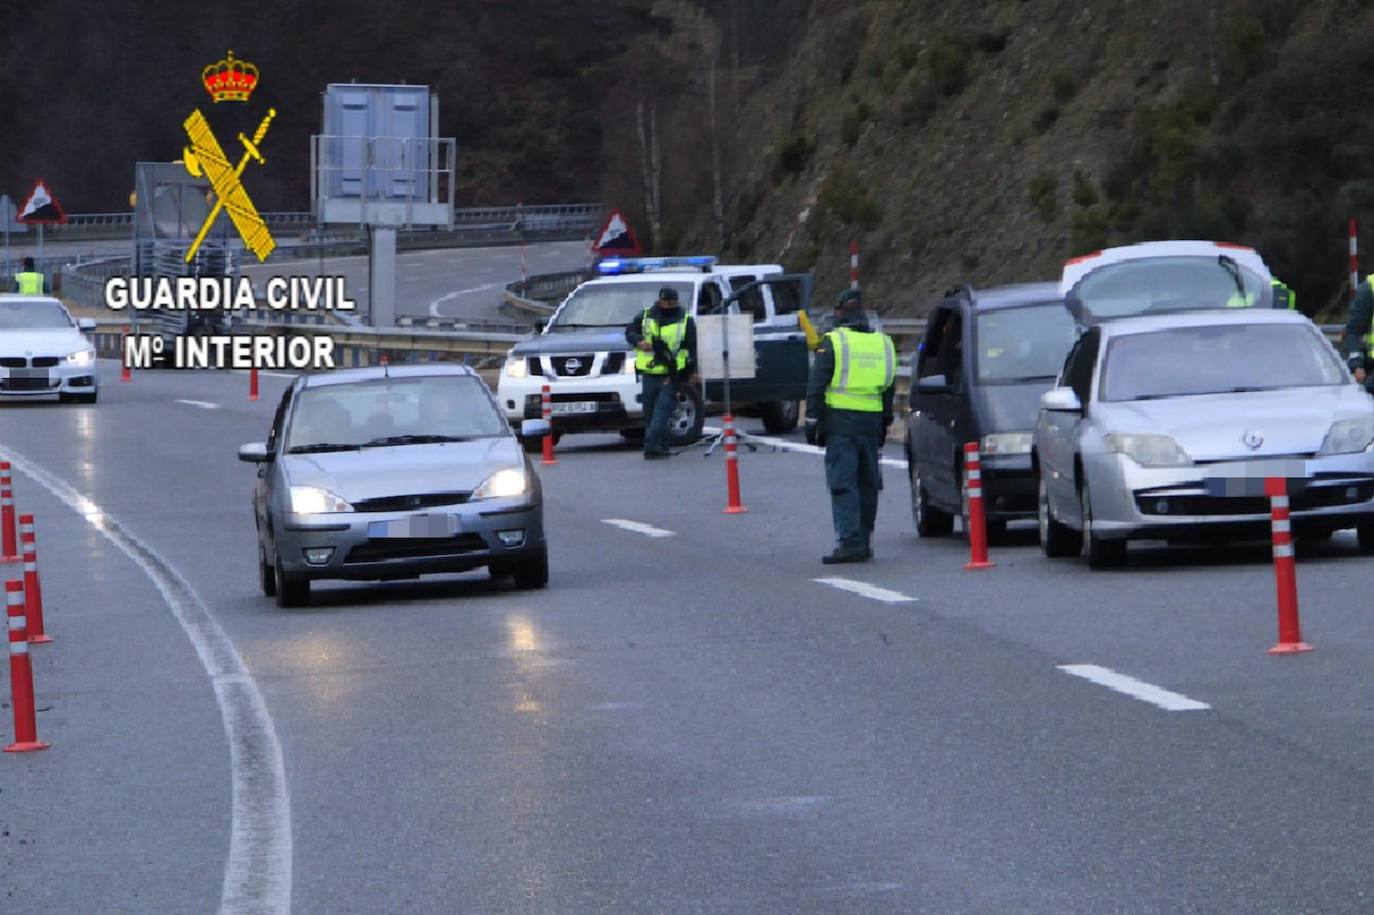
left=905, top=283, right=1078, bottom=539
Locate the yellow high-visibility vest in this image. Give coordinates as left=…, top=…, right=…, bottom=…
left=824, top=327, right=895, bottom=412
left=14, top=272, right=42, bottom=294
left=634, top=309, right=691, bottom=375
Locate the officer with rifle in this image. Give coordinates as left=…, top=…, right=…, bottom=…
left=625, top=287, right=699, bottom=459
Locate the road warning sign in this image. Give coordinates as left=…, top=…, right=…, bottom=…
left=16, top=179, right=66, bottom=225
left=593, top=208, right=643, bottom=258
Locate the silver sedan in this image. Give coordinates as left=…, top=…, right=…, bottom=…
left=239, top=364, right=551, bottom=607
left=1035, top=309, right=1374, bottom=567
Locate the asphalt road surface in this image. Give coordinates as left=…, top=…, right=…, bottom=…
left=240, top=240, right=592, bottom=323
left=3, top=363, right=1374, bottom=913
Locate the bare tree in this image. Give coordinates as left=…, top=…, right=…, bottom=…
left=709, top=45, right=727, bottom=253
left=636, top=99, right=663, bottom=251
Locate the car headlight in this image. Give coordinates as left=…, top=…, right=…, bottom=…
left=65, top=348, right=95, bottom=367
left=289, top=485, right=353, bottom=514
left=472, top=467, right=528, bottom=500
left=504, top=356, right=528, bottom=379
left=981, top=431, right=1033, bottom=455
left=1104, top=433, right=1192, bottom=466
left=1319, top=418, right=1374, bottom=454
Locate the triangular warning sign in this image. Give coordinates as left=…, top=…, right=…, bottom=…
left=593, top=208, right=642, bottom=257
left=16, top=179, right=67, bottom=225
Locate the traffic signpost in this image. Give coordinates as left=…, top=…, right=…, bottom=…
left=15, top=179, right=68, bottom=268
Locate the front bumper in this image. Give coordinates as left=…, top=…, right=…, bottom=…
left=274, top=496, right=546, bottom=581
left=980, top=453, right=1037, bottom=520
left=497, top=372, right=643, bottom=431
left=1084, top=450, right=1374, bottom=541
left=0, top=361, right=97, bottom=398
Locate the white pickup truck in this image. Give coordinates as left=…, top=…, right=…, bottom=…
left=496, top=257, right=811, bottom=447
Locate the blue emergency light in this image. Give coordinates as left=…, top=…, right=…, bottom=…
left=596, top=255, right=717, bottom=275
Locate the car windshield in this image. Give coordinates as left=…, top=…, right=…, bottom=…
left=550, top=281, right=693, bottom=331
left=975, top=302, right=1078, bottom=382
left=1100, top=323, right=1346, bottom=402
left=0, top=300, right=73, bottom=329
left=1072, top=255, right=1271, bottom=322
left=285, top=375, right=507, bottom=451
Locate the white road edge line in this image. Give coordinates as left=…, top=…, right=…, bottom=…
left=1057, top=664, right=1212, bottom=712
left=703, top=426, right=908, bottom=469
left=813, top=577, right=916, bottom=604
left=602, top=518, right=676, bottom=538
left=428, top=281, right=506, bottom=317
left=175, top=399, right=221, bottom=410
left=0, top=447, right=293, bottom=914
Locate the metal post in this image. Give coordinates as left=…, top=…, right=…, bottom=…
left=369, top=226, right=397, bottom=328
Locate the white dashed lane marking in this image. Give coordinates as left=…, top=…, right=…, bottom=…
left=601, top=518, right=676, bottom=538
left=174, top=399, right=220, bottom=410
left=1058, top=664, right=1212, bottom=712
left=813, top=577, right=916, bottom=604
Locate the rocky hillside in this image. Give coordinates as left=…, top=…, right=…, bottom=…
left=613, top=0, right=1374, bottom=320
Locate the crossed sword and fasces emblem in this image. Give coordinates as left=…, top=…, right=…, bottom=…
left=181, top=108, right=277, bottom=263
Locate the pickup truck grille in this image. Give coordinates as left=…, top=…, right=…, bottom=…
left=550, top=354, right=595, bottom=377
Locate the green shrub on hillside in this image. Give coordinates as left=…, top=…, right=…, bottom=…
left=1072, top=170, right=1098, bottom=208
left=1029, top=171, right=1059, bottom=223
left=820, top=166, right=883, bottom=229
left=926, top=34, right=969, bottom=96
left=772, top=135, right=815, bottom=184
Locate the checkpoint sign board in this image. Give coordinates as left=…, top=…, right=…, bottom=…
left=592, top=208, right=642, bottom=258
left=16, top=179, right=67, bottom=225
left=696, top=313, right=756, bottom=381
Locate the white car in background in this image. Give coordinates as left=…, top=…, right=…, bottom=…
left=0, top=295, right=98, bottom=403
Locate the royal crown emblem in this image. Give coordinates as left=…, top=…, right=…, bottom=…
left=201, top=51, right=259, bottom=103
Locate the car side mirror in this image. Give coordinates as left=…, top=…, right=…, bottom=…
left=77, top=318, right=97, bottom=332
left=238, top=442, right=272, bottom=463
left=534, top=318, right=548, bottom=333
left=520, top=419, right=551, bottom=439
left=1040, top=387, right=1083, bottom=412
left=915, top=374, right=950, bottom=394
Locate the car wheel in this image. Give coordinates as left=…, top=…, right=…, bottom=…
left=760, top=399, right=800, bottom=434
left=259, top=543, right=277, bottom=597
left=911, top=461, right=953, bottom=537
left=1039, top=473, right=1082, bottom=558
left=1358, top=523, right=1374, bottom=553
left=1080, top=481, right=1126, bottom=569
left=274, top=554, right=310, bottom=608
left=665, top=384, right=705, bottom=447
left=513, top=550, right=549, bottom=590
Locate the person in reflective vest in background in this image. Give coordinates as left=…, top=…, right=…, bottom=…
left=625, top=286, right=698, bottom=460
left=805, top=288, right=896, bottom=564
left=13, top=257, right=43, bottom=294
left=1342, top=273, right=1374, bottom=390
left=1224, top=278, right=1296, bottom=310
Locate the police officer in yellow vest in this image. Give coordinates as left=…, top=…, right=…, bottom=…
left=1224, top=278, right=1296, bottom=310
left=13, top=257, right=43, bottom=295
left=1341, top=273, right=1374, bottom=389
left=625, top=287, right=698, bottom=459
left=804, top=289, right=896, bottom=563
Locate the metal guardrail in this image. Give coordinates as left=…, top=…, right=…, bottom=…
left=45, top=204, right=602, bottom=241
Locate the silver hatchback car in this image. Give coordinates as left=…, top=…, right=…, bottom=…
left=239, top=364, right=551, bottom=606
left=1036, top=310, right=1374, bottom=567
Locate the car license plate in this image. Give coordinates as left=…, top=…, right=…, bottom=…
left=1202, top=459, right=1308, bottom=497
left=368, top=513, right=460, bottom=539
left=551, top=401, right=596, bottom=415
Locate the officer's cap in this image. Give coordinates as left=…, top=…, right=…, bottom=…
left=836, top=288, right=862, bottom=310
left=658, top=287, right=680, bottom=302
